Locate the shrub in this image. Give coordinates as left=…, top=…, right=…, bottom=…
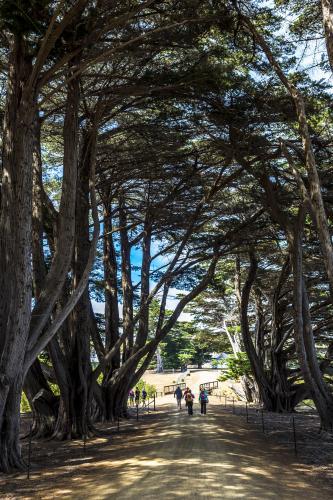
left=219, top=352, right=252, bottom=381
left=135, top=379, right=157, bottom=398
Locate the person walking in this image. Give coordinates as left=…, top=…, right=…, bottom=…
left=184, top=387, right=190, bottom=400
left=135, top=387, right=140, bottom=406
left=199, top=388, right=209, bottom=414
left=174, top=386, right=183, bottom=409
left=185, top=389, right=194, bottom=415
left=129, top=389, right=135, bottom=406
left=142, top=388, right=147, bottom=407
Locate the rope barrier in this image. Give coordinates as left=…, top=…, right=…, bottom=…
left=215, top=394, right=299, bottom=458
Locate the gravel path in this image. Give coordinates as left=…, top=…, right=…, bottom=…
left=1, top=398, right=332, bottom=499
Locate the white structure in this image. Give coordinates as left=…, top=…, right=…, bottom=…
left=156, top=347, right=164, bottom=372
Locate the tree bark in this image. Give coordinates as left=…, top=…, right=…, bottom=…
left=291, top=207, right=333, bottom=430
left=119, top=192, right=134, bottom=360
left=240, top=252, right=274, bottom=410
left=68, top=128, right=96, bottom=437
left=26, top=112, right=58, bottom=436
left=135, top=213, right=152, bottom=349
left=103, top=199, right=120, bottom=368
left=321, top=0, right=333, bottom=73
left=51, top=127, right=98, bottom=438
left=0, top=35, right=35, bottom=472
left=24, top=360, right=58, bottom=438
left=27, top=61, right=80, bottom=354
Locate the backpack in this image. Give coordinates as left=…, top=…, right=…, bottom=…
left=185, top=392, right=193, bottom=402
left=200, top=392, right=208, bottom=402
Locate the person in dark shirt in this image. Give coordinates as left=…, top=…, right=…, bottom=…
left=135, top=387, right=140, bottom=405
left=142, top=388, right=147, bottom=407
left=174, top=386, right=183, bottom=409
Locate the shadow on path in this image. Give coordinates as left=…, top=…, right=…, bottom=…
left=0, top=401, right=331, bottom=499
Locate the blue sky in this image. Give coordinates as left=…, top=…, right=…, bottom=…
left=92, top=238, right=192, bottom=321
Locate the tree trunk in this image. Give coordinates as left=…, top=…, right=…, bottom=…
left=240, top=252, right=274, bottom=410
left=291, top=208, right=333, bottom=430
left=119, top=193, right=134, bottom=360
left=269, top=257, right=297, bottom=412
left=26, top=59, right=80, bottom=358
left=103, top=201, right=120, bottom=370
left=67, top=128, right=96, bottom=437
left=0, top=376, right=25, bottom=472
left=51, top=127, right=98, bottom=438
left=135, top=214, right=152, bottom=349
left=26, top=112, right=58, bottom=436
left=24, top=360, right=58, bottom=438
left=0, top=35, right=35, bottom=472
left=321, top=0, right=333, bottom=73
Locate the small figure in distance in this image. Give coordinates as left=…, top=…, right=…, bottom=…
left=174, top=385, right=183, bottom=410
left=129, top=389, right=135, bottom=406
left=142, top=388, right=147, bottom=407
left=199, top=388, right=209, bottom=415
left=185, top=388, right=194, bottom=415
left=135, top=387, right=140, bottom=406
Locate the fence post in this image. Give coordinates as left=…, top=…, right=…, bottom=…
left=148, top=399, right=150, bottom=414
left=261, top=409, right=265, bottom=434
left=83, top=433, right=87, bottom=455
left=292, top=416, right=297, bottom=456
left=27, top=424, right=32, bottom=479
left=232, top=398, right=235, bottom=414
left=117, top=414, right=120, bottom=432
left=154, top=394, right=156, bottom=411
left=246, top=402, right=249, bottom=423
left=136, top=404, right=139, bottom=421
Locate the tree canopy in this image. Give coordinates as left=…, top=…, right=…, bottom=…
left=1, top=0, right=333, bottom=472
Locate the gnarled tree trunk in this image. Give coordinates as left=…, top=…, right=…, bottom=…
left=0, top=35, right=35, bottom=472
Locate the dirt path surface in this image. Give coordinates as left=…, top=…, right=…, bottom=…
left=1, top=398, right=332, bottom=499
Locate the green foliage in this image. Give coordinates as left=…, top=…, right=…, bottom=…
left=219, top=353, right=252, bottom=382
left=49, top=382, right=60, bottom=396
left=20, top=392, right=31, bottom=413
left=148, top=300, right=219, bottom=370
left=159, top=321, right=214, bottom=369
left=0, top=0, right=50, bottom=35
left=134, top=379, right=157, bottom=399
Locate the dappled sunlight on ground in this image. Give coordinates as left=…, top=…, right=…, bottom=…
left=0, top=399, right=331, bottom=499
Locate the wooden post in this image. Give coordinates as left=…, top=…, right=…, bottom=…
left=83, top=433, right=87, bottom=454
left=136, top=404, right=139, bottom=421
left=292, top=416, right=297, bottom=456
left=261, top=410, right=265, bottom=434
left=154, top=394, right=156, bottom=411
left=246, top=402, right=249, bottom=423
left=232, top=398, right=235, bottom=414
left=27, top=424, right=32, bottom=479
